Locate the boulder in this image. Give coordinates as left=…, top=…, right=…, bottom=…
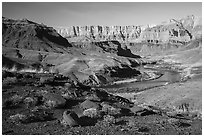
left=80, top=99, right=101, bottom=110
left=61, top=110, right=79, bottom=127
left=130, top=105, right=146, bottom=114
left=83, top=108, right=101, bottom=118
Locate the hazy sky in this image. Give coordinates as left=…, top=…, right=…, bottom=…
left=2, top=2, right=202, bottom=27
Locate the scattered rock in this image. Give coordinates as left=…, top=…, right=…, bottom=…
left=138, top=126, right=149, bottom=132
left=101, top=102, right=121, bottom=115
left=9, top=113, right=26, bottom=123
left=102, top=115, right=116, bottom=125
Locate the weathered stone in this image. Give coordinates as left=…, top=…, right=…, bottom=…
left=130, top=105, right=146, bottom=114
left=80, top=99, right=101, bottom=110
left=101, top=102, right=121, bottom=115
left=42, top=93, right=66, bottom=108
left=61, top=110, right=79, bottom=127
left=85, top=93, right=101, bottom=101
left=83, top=108, right=101, bottom=118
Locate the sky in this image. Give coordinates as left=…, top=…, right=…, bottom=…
left=2, top=2, right=202, bottom=27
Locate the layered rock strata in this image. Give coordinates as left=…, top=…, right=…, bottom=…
left=56, top=25, right=142, bottom=42
left=55, top=15, right=201, bottom=44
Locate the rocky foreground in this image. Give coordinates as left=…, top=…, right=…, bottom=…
left=2, top=70, right=202, bottom=135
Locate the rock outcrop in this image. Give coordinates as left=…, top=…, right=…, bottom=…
left=2, top=17, right=72, bottom=53
left=55, top=25, right=142, bottom=42
left=140, top=15, right=202, bottom=44
left=56, top=15, right=201, bottom=44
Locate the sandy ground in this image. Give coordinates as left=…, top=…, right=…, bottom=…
left=116, top=76, right=202, bottom=118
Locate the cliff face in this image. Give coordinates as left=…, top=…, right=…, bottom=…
left=140, top=15, right=202, bottom=44
left=55, top=25, right=142, bottom=42
left=55, top=15, right=201, bottom=44
left=2, top=17, right=72, bottom=53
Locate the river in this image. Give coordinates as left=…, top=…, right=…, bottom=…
left=97, top=66, right=181, bottom=93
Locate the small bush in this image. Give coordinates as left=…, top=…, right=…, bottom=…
left=9, top=113, right=26, bottom=123
left=3, top=77, right=18, bottom=85
left=3, top=94, right=23, bottom=108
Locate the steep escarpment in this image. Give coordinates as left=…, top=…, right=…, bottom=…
left=2, top=17, right=72, bottom=53
left=140, top=15, right=202, bottom=44
left=55, top=25, right=142, bottom=42
left=56, top=15, right=201, bottom=45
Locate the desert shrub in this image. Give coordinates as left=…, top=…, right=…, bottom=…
left=9, top=113, right=27, bottom=123
left=3, top=94, right=23, bottom=108
left=44, top=100, right=57, bottom=108
left=2, top=70, right=14, bottom=79
left=21, top=107, right=54, bottom=123
left=23, top=97, right=38, bottom=108
left=3, top=77, right=18, bottom=85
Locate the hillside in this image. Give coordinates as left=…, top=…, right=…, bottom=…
left=2, top=17, right=72, bottom=53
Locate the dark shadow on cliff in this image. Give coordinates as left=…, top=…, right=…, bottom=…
left=111, top=40, right=141, bottom=58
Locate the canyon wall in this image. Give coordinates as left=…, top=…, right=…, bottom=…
left=55, top=15, right=201, bottom=44
left=140, top=15, right=202, bottom=44
left=55, top=25, right=143, bottom=42
left=2, top=17, right=72, bottom=53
